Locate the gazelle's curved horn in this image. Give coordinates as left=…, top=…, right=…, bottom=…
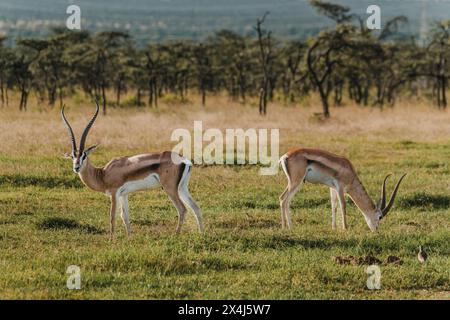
left=381, top=173, right=407, bottom=218
left=378, top=174, right=392, bottom=209
left=61, top=105, right=77, bottom=154
left=79, top=100, right=100, bottom=153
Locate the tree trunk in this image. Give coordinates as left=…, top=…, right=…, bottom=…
left=58, top=85, right=64, bottom=108
left=437, top=80, right=441, bottom=108
left=101, top=85, right=107, bottom=115
left=116, top=80, right=122, bottom=106
left=137, top=88, right=142, bottom=107
left=441, top=77, right=447, bottom=108
left=148, top=80, right=153, bottom=107
left=318, top=86, right=330, bottom=118
left=0, top=78, right=4, bottom=107
left=153, top=81, right=158, bottom=108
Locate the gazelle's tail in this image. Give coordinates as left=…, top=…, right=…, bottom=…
left=177, top=158, right=204, bottom=233
left=279, top=154, right=291, bottom=185
left=178, top=158, right=192, bottom=194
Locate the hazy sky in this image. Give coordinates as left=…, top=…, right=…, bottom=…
left=0, top=0, right=449, bottom=43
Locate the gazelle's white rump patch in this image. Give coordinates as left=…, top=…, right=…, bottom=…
left=279, top=154, right=290, bottom=182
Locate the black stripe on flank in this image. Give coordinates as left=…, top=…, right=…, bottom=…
left=147, top=163, right=161, bottom=171
left=124, top=163, right=161, bottom=180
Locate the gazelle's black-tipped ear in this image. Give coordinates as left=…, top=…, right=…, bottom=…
left=84, top=145, right=99, bottom=155
left=63, top=152, right=72, bottom=159
left=376, top=198, right=382, bottom=210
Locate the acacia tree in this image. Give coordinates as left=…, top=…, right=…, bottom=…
left=423, top=21, right=450, bottom=108
left=306, top=0, right=356, bottom=117
left=144, top=44, right=164, bottom=107
left=192, top=43, right=215, bottom=106
left=309, top=0, right=352, bottom=23
left=0, top=36, right=13, bottom=107
left=156, top=42, right=193, bottom=101
left=308, top=0, right=411, bottom=111
left=279, top=40, right=308, bottom=103
left=10, top=43, right=38, bottom=111
left=211, top=30, right=254, bottom=103
left=255, top=12, right=276, bottom=115
left=66, top=31, right=129, bottom=114
left=112, top=42, right=135, bottom=107
left=19, top=32, right=72, bottom=108
left=307, top=25, right=356, bottom=117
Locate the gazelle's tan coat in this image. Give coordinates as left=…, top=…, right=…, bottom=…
left=279, top=148, right=406, bottom=231
left=62, top=103, right=204, bottom=240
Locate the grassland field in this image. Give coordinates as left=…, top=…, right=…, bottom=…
left=0, top=95, right=449, bottom=299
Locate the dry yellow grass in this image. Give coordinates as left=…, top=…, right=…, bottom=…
left=1, top=95, right=449, bottom=158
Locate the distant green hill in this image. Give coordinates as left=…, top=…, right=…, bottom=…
left=0, top=0, right=448, bottom=45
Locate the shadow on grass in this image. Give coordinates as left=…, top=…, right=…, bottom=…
left=92, top=255, right=252, bottom=276
left=36, top=217, right=103, bottom=234
left=399, top=192, right=450, bottom=210
left=0, top=174, right=82, bottom=188
left=214, top=218, right=279, bottom=229
left=254, top=234, right=448, bottom=254
left=133, top=218, right=175, bottom=230
left=231, top=198, right=329, bottom=210
left=259, top=235, right=358, bottom=250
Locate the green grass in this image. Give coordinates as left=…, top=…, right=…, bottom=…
left=0, top=105, right=449, bottom=299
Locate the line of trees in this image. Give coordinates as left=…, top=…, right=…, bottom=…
left=0, top=1, right=448, bottom=117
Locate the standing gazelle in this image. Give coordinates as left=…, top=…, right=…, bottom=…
left=61, top=102, right=204, bottom=240
left=279, top=148, right=406, bottom=232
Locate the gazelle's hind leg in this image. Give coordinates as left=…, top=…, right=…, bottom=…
left=279, top=155, right=307, bottom=229
left=336, top=187, right=347, bottom=230
left=165, top=189, right=187, bottom=234
left=109, top=191, right=119, bottom=241
left=330, top=188, right=338, bottom=230
left=284, top=181, right=304, bottom=229
left=119, top=195, right=131, bottom=236
left=279, top=187, right=289, bottom=228
left=179, top=186, right=204, bottom=233
left=178, top=163, right=204, bottom=233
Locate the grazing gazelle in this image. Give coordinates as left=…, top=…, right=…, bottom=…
left=279, top=148, right=407, bottom=232
left=61, top=102, right=204, bottom=240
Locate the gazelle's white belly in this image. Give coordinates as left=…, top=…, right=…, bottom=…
left=117, top=173, right=160, bottom=197
left=305, top=165, right=337, bottom=188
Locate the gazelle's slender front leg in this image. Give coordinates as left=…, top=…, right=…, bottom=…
left=279, top=187, right=289, bottom=228
left=336, top=188, right=347, bottom=230
left=109, top=192, right=118, bottom=241
left=119, top=195, right=131, bottom=236
left=330, top=188, right=338, bottom=230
